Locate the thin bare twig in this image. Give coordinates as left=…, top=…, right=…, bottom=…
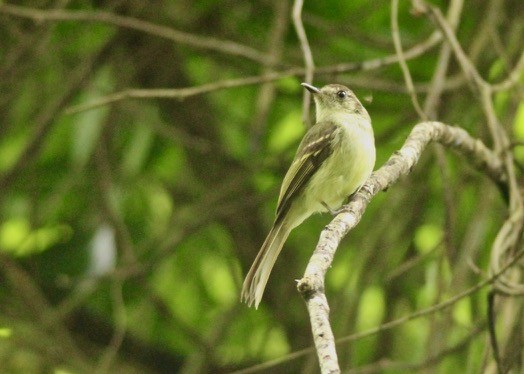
left=319, top=31, right=442, bottom=74
left=418, top=0, right=464, bottom=362
left=0, top=3, right=277, bottom=66
left=65, top=33, right=444, bottom=115
left=391, top=0, right=427, bottom=120
left=0, top=39, right=113, bottom=192
left=0, top=253, right=92, bottom=371
left=411, top=0, right=509, bottom=149
left=66, top=73, right=465, bottom=115
left=397, top=4, right=523, bottom=369
left=292, top=0, right=315, bottom=126
left=422, top=0, right=463, bottom=118
left=347, top=322, right=485, bottom=373
left=411, top=1, right=485, bottom=90
left=96, top=280, right=127, bottom=374
left=411, top=0, right=524, bottom=299
left=385, top=239, right=442, bottom=282
left=250, top=0, right=290, bottom=152
left=94, top=122, right=136, bottom=265
left=492, top=50, right=524, bottom=92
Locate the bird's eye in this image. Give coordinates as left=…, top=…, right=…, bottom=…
left=337, top=90, right=346, bottom=99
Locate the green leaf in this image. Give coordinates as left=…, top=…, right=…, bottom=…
left=0, top=327, right=12, bottom=338
left=488, top=59, right=506, bottom=81
left=122, top=124, right=154, bottom=177
left=261, top=327, right=290, bottom=359
left=145, top=184, right=174, bottom=235
left=201, top=254, right=236, bottom=306
left=0, top=135, right=26, bottom=173
left=357, top=286, right=385, bottom=330
left=267, top=109, right=304, bottom=152
left=70, top=67, right=113, bottom=167
left=513, top=101, right=524, bottom=162
left=327, top=259, right=350, bottom=290
left=414, top=224, right=443, bottom=253
left=453, top=298, right=472, bottom=326
left=0, top=219, right=72, bottom=256
left=276, top=77, right=301, bottom=94
left=0, top=218, right=30, bottom=251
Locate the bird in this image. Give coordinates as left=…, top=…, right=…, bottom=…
left=241, top=83, right=376, bottom=308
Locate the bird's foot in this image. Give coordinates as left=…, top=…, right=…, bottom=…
left=321, top=201, right=345, bottom=216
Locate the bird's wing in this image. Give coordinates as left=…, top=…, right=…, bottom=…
left=275, top=121, right=338, bottom=221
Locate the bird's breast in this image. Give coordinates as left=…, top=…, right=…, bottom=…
left=304, top=120, right=375, bottom=213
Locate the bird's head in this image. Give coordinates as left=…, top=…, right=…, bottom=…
left=301, top=83, right=368, bottom=122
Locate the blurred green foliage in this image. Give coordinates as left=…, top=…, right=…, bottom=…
left=0, top=0, right=523, bottom=373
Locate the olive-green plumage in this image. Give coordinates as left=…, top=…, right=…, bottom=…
left=241, top=83, right=375, bottom=308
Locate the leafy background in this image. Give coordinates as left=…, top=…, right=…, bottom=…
left=0, top=0, right=523, bottom=373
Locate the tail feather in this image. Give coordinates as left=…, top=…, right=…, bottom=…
left=241, top=221, right=290, bottom=308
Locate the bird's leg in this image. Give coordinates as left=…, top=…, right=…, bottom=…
left=321, top=201, right=345, bottom=216
left=322, top=188, right=363, bottom=216
left=345, top=190, right=359, bottom=203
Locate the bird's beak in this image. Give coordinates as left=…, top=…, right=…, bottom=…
left=301, top=83, right=320, bottom=94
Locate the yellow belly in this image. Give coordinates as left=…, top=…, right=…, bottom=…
left=283, top=115, right=375, bottom=230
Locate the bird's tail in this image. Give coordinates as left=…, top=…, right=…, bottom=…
left=241, top=220, right=290, bottom=309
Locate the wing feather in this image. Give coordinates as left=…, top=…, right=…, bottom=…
left=275, top=121, right=338, bottom=221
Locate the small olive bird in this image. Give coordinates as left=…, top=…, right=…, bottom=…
left=241, top=83, right=376, bottom=308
